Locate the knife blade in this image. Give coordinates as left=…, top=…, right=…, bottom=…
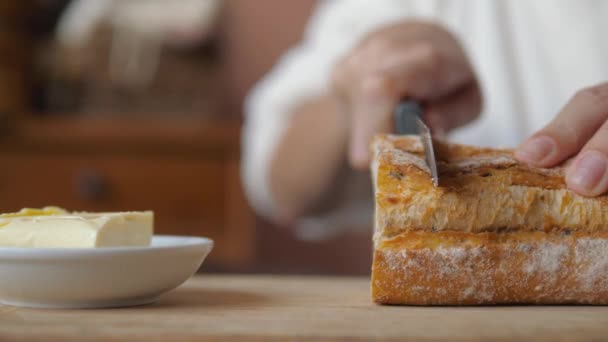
left=394, top=101, right=439, bottom=187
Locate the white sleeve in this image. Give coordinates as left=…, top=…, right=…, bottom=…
left=241, top=0, right=438, bottom=220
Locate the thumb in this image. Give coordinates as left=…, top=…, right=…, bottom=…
left=348, top=76, right=395, bottom=169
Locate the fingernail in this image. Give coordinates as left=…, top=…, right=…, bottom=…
left=515, top=136, right=556, bottom=164
left=567, top=150, right=608, bottom=193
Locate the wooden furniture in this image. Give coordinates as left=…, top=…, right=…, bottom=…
left=0, top=117, right=255, bottom=269
left=1, top=275, right=607, bottom=341
left=1, top=0, right=374, bottom=275
left=0, top=2, right=31, bottom=120
left=0, top=2, right=256, bottom=270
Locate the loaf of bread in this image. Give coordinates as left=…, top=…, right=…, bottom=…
left=371, top=135, right=608, bottom=305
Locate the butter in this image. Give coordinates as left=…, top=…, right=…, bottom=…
left=0, top=207, right=153, bottom=248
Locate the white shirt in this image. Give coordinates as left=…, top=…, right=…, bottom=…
left=242, top=0, right=608, bottom=239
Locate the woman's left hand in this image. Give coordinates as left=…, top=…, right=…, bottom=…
left=515, top=82, right=608, bottom=197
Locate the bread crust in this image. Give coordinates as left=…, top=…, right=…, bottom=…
left=371, top=135, right=608, bottom=305
left=373, top=135, right=608, bottom=236
left=372, top=230, right=608, bottom=305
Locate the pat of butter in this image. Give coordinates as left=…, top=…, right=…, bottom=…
left=0, top=207, right=153, bottom=248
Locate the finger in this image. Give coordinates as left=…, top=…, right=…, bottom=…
left=565, top=119, right=608, bottom=196
left=339, top=44, right=478, bottom=156
left=330, top=53, right=356, bottom=99
left=372, top=43, right=475, bottom=100
left=344, top=55, right=479, bottom=166
left=348, top=75, right=395, bottom=169
left=336, top=38, right=475, bottom=102
left=515, top=83, right=608, bottom=167
left=331, top=37, right=390, bottom=96
left=424, top=81, right=482, bottom=133
left=333, top=47, right=398, bottom=169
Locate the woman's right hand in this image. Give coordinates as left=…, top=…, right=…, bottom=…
left=331, top=20, right=482, bottom=169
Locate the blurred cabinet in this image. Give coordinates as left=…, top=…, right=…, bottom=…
left=0, top=117, right=255, bottom=269
left=0, top=2, right=255, bottom=270
left=0, top=2, right=32, bottom=121
left=0, top=0, right=372, bottom=275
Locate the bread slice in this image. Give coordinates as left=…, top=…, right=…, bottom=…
left=371, top=135, right=608, bottom=305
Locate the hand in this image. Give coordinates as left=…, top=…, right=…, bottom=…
left=331, top=20, right=482, bottom=169
left=515, top=83, right=608, bottom=197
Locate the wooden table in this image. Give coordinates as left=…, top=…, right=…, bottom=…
left=1, top=275, right=607, bottom=341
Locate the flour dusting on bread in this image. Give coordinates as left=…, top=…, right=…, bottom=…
left=371, top=134, right=608, bottom=305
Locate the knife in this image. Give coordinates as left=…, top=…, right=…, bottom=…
left=394, top=101, right=439, bottom=187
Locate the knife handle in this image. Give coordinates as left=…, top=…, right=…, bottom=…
left=394, top=100, right=423, bottom=135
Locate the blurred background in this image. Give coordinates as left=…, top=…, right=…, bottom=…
left=0, top=0, right=371, bottom=275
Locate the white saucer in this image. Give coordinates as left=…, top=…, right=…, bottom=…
left=0, top=235, right=213, bottom=309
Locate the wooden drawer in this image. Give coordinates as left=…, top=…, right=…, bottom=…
left=0, top=153, right=254, bottom=267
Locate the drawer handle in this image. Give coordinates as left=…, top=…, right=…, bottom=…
left=75, top=171, right=108, bottom=201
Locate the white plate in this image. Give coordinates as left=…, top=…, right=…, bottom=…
left=0, top=235, right=213, bottom=309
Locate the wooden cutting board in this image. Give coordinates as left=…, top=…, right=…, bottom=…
left=0, top=275, right=607, bottom=341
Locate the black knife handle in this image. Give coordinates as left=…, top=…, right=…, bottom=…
left=394, top=101, right=423, bottom=135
